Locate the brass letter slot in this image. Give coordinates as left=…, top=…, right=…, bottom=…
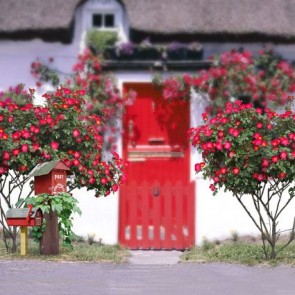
left=127, top=145, right=184, bottom=160
left=148, top=138, right=165, bottom=145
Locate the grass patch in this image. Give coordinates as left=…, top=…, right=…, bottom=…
left=0, top=237, right=129, bottom=263
left=181, top=240, right=295, bottom=266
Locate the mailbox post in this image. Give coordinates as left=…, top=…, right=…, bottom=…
left=6, top=205, right=43, bottom=255
left=31, top=160, right=71, bottom=255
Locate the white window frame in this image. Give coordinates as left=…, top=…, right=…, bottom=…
left=80, top=0, right=129, bottom=44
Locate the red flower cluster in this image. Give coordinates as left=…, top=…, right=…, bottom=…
left=159, top=50, right=295, bottom=115
left=0, top=86, right=127, bottom=196
left=190, top=101, right=295, bottom=194
left=31, top=49, right=136, bottom=152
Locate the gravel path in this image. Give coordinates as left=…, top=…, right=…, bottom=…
left=1, top=259, right=295, bottom=295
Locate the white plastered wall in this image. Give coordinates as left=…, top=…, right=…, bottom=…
left=0, top=0, right=295, bottom=244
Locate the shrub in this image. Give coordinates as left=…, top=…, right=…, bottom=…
left=190, top=101, right=295, bottom=259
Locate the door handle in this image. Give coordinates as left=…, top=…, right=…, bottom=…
left=152, top=186, right=160, bottom=197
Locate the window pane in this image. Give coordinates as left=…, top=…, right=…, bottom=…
left=105, top=14, right=115, bottom=27
left=92, top=14, right=102, bottom=27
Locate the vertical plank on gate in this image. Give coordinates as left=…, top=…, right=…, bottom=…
left=160, top=181, right=165, bottom=246
left=171, top=182, right=177, bottom=250
left=163, top=181, right=172, bottom=249
left=137, top=183, right=142, bottom=246
left=129, top=180, right=138, bottom=249
left=188, top=181, right=196, bottom=247
left=141, top=181, right=150, bottom=249
left=182, top=184, right=188, bottom=247
left=174, top=181, right=184, bottom=249
left=152, top=181, right=161, bottom=249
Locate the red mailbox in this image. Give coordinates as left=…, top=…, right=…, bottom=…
left=32, top=160, right=71, bottom=195
left=6, top=204, right=43, bottom=256
left=6, top=205, right=43, bottom=227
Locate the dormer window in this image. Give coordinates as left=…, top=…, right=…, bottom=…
left=92, top=13, right=115, bottom=28
left=81, top=0, right=129, bottom=42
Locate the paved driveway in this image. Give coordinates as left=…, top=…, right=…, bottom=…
left=1, top=259, right=295, bottom=295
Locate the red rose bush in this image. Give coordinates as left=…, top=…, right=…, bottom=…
left=158, top=49, right=295, bottom=116
left=190, top=101, right=295, bottom=259
left=0, top=85, right=127, bottom=251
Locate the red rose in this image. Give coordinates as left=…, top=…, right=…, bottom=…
left=2, top=151, right=10, bottom=160
left=101, top=178, right=108, bottom=184
left=256, top=122, right=263, bottom=129
left=72, top=129, right=81, bottom=138
left=261, top=158, right=269, bottom=167
left=280, top=151, right=288, bottom=160
left=271, top=155, right=279, bottom=163
left=50, top=141, right=59, bottom=150
left=21, top=144, right=29, bottom=153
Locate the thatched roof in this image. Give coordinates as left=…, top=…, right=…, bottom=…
left=124, top=0, right=295, bottom=35
left=0, top=0, right=85, bottom=42
left=1, top=0, right=295, bottom=42
left=0, top=0, right=83, bottom=32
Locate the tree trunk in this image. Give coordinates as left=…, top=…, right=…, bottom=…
left=9, top=227, right=18, bottom=253
left=11, top=237, right=17, bottom=253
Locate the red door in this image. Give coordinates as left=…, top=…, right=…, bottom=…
left=119, top=83, right=195, bottom=249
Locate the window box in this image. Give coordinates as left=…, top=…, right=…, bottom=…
left=137, top=47, right=162, bottom=60
left=117, top=42, right=136, bottom=60
left=103, top=42, right=203, bottom=61
left=167, top=48, right=188, bottom=60
left=104, top=47, right=118, bottom=59
left=187, top=48, right=203, bottom=60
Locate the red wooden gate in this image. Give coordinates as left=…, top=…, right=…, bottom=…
left=119, top=83, right=195, bottom=249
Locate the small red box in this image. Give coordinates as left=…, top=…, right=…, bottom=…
left=32, top=160, right=71, bottom=195
left=6, top=207, right=43, bottom=227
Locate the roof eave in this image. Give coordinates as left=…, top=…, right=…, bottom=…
left=0, top=26, right=74, bottom=44
left=130, top=29, right=295, bottom=44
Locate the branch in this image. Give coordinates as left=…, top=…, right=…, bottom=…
left=255, top=189, right=275, bottom=222
left=0, top=198, right=14, bottom=240
left=251, top=194, right=272, bottom=245
left=235, top=194, right=265, bottom=236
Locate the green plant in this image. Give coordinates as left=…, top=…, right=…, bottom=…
left=231, top=231, right=239, bottom=242
left=87, top=233, right=96, bottom=245
left=182, top=242, right=266, bottom=265
left=25, top=192, right=81, bottom=248
left=86, top=30, right=118, bottom=54
left=201, top=238, right=215, bottom=251
left=0, top=238, right=128, bottom=263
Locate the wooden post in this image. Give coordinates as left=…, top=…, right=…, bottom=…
left=20, top=226, right=28, bottom=256
left=40, top=210, right=59, bottom=255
